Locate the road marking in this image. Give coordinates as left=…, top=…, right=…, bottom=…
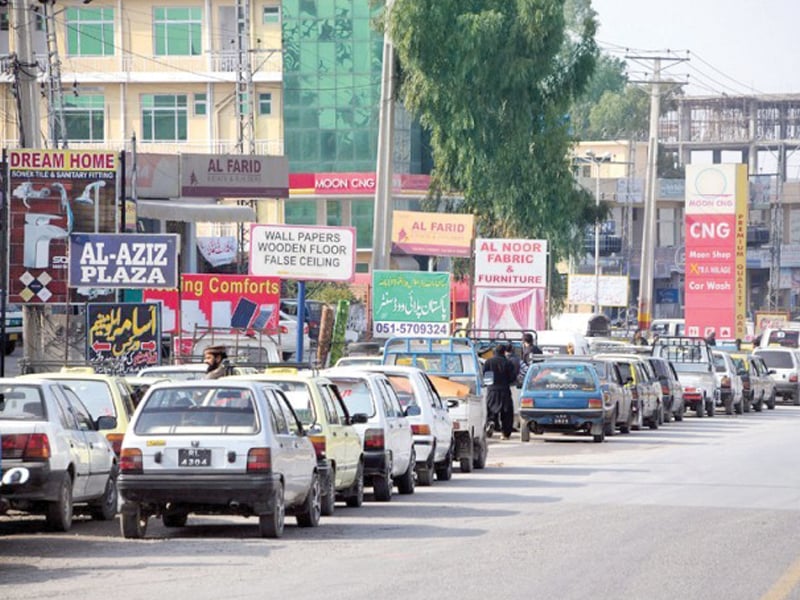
left=761, top=555, right=800, bottom=600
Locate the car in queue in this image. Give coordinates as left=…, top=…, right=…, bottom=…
left=594, top=354, right=662, bottom=429
left=712, top=350, right=744, bottom=415
left=652, top=337, right=717, bottom=417
left=0, top=378, right=118, bottom=531
left=118, top=380, right=322, bottom=539
left=646, top=356, right=685, bottom=422
left=749, top=354, right=777, bottom=410
left=518, top=360, right=615, bottom=443
left=20, top=371, right=136, bottom=456
left=228, top=372, right=365, bottom=515
left=323, top=368, right=416, bottom=501
left=752, top=347, right=800, bottom=406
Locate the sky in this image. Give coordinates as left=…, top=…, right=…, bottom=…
left=591, top=0, right=800, bottom=96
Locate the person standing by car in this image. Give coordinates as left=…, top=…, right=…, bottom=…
left=517, top=333, right=542, bottom=387
left=203, top=346, right=228, bottom=379
left=483, top=344, right=516, bottom=440
left=705, top=331, right=717, bottom=347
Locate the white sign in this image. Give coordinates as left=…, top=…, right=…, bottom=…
left=567, top=274, right=629, bottom=307
left=249, top=224, right=356, bottom=281
left=474, top=238, right=548, bottom=288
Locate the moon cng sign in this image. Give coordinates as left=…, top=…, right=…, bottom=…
left=684, top=164, right=747, bottom=340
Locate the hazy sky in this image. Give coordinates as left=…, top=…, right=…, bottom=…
left=591, top=0, right=800, bottom=96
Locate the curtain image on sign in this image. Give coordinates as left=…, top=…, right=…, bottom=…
left=474, top=288, right=545, bottom=333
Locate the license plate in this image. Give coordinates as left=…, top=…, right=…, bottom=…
left=553, top=414, right=570, bottom=425
left=178, top=448, right=211, bottom=467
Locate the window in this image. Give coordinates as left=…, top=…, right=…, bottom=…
left=194, top=93, right=207, bottom=116
left=258, top=93, right=272, bottom=116
left=263, top=6, right=280, bottom=25
left=66, top=7, right=114, bottom=56
left=64, top=94, right=104, bottom=141
left=0, top=12, right=8, bottom=32
left=285, top=199, right=317, bottom=225
left=326, top=199, right=342, bottom=226
left=351, top=199, right=374, bottom=248
left=141, top=94, right=188, bottom=142
left=153, top=7, right=201, bottom=56
left=266, top=389, right=288, bottom=434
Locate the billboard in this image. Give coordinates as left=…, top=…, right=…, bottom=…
left=372, top=271, right=451, bottom=338
left=180, top=154, right=289, bottom=198
left=86, top=302, right=161, bottom=374
left=391, top=211, right=474, bottom=258
left=474, top=238, right=547, bottom=288
left=567, top=274, right=629, bottom=308
left=8, top=149, right=118, bottom=303
left=684, top=164, right=748, bottom=340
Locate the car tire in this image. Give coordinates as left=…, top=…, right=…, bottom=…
left=724, top=395, right=733, bottom=415
left=372, top=471, right=393, bottom=502
left=735, top=396, right=744, bottom=415
left=696, top=399, right=705, bottom=417
left=418, top=452, right=436, bottom=485
left=435, top=449, right=453, bottom=481
left=162, top=512, right=188, bottom=528
left=520, top=420, right=531, bottom=442
left=89, top=469, right=118, bottom=521
left=396, top=453, right=415, bottom=495
left=707, top=399, right=716, bottom=417
left=259, top=483, right=285, bottom=538
left=603, top=419, right=615, bottom=437
left=648, top=410, right=659, bottom=430
left=120, top=502, right=148, bottom=539
left=296, top=473, right=322, bottom=528
left=592, top=429, right=605, bottom=443
left=632, top=402, right=644, bottom=430
left=473, top=437, right=488, bottom=470
left=674, top=403, right=684, bottom=421
left=620, top=408, right=633, bottom=434
left=46, top=472, right=74, bottom=532
left=321, top=468, right=336, bottom=517
left=346, top=462, right=365, bottom=506
left=767, top=390, right=776, bottom=410
left=744, top=392, right=752, bottom=413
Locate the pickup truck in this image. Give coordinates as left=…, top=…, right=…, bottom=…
left=381, top=337, right=487, bottom=473
left=651, top=336, right=717, bottom=417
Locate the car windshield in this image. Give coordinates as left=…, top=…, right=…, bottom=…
left=268, top=381, right=315, bottom=426
left=524, top=364, right=597, bottom=392
left=331, top=378, right=376, bottom=418
left=135, top=387, right=258, bottom=434
left=712, top=354, right=728, bottom=372
left=0, top=385, right=46, bottom=421
left=53, top=379, right=116, bottom=419
left=756, top=350, right=795, bottom=369
left=387, top=353, right=475, bottom=375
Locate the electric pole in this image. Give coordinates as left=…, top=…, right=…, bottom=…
left=13, top=0, right=41, bottom=147
left=41, top=0, right=68, bottom=148
left=235, top=0, right=255, bottom=155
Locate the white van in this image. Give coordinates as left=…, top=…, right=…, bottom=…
left=650, top=318, right=685, bottom=339
left=535, top=330, right=589, bottom=355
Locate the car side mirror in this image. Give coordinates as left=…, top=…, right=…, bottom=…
left=404, top=405, right=421, bottom=417
left=95, top=415, right=117, bottom=431
left=349, top=413, right=368, bottom=425
left=446, top=398, right=459, bottom=409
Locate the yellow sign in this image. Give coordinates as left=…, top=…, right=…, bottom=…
left=391, top=210, right=474, bottom=258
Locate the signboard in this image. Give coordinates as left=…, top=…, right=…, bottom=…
left=474, top=238, right=547, bottom=288
left=180, top=154, right=289, bottom=198
left=655, top=288, right=680, bottom=304
left=86, top=303, right=161, bottom=374
left=684, top=164, right=748, bottom=340
left=391, top=211, right=474, bottom=258
left=754, top=311, right=790, bottom=335
left=8, top=149, right=118, bottom=303
left=143, top=274, right=280, bottom=335
left=567, top=274, right=629, bottom=307
left=69, top=234, right=179, bottom=289
left=473, top=287, right=546, bottom=332
left=372, top=271, right=450, bottom=338
left=249, top=224, right=356, bottom=281
left=289, top=172, right=431, bottom=196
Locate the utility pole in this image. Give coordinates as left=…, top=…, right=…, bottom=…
left=13, top=0, right=41, bottom=147
left=41, top=0, right=68, bottom=148
left=235, top=0, right=255, bottom=155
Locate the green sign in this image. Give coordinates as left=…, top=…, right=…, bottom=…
left=372, top=271, right=451, bottom=338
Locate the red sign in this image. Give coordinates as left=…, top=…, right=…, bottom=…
left=289, top=172, right=431, bottom=196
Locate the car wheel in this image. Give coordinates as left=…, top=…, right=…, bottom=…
left=372, top=471, right=393, bottom=502
left=396, top=453, right=416, bottom=495
left=435, top=448, right=453, bottom=481
left=767, top=390, right=776, bottom=410
left=674, top=403, right=684, bottom=422
left=418, top=451, right=436, bottom=484
left=620, top=407, right=633, bottom=434
left=724, top=395, right=734, bottom=415
left=473, top=437, right=488, bottom=470
left=632, top=402, right=644, bottom=430
left=520, top=420, right=531, bottom=442
left=162, top=511, right=188, bottom=528
left=296, top=472, right=322, bottom=528
left=707, top=399, right=716, bottom=417
left=696, top=399, right=705, bottom=417
left=321, top=467, right=336, bottom=517
left=46, top=473, right=74, bottom=532
left=120, top=502, right=148, bottom=539
left=259, top=483, right=285, bottom=538
left=735, top=395, right=744, bottom=415
left=744, top=392, right=752, bottom=413
left=346, top=462, right=365, bottom=506
left=592, top=429, right=605, bottom=443
left=89, top=469, right=118, bottom=521
left=648, top=410, right=659, bottom=430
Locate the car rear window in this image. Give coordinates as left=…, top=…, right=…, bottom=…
left=524, top=364, right=598, bottom=391
left=135, top=387, right=258, bottom=434
left=0, top=385, right=46, bottom=421
left=756, top=350, right=796, bottom=369
left=332, top=378, right=376, bottom=418
left=766, top=330, right=800, bottom=348
left=55, top=379, right=116, bottom=419
left=384, top=374, right=418, bottom=409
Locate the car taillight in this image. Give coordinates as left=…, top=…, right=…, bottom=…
left=661, top=382, right=670, bottom=395
left=309, top=435, right=326, bottom=459
left=452, top=421, right=461, bottom=430
left=520, top=397, right=534, bottom=408
left=1, top=434, right=50, bottom=460
left=106, top=433, right=124, bottom=456
left=280, top=325, right=289, bottom=334
left=120, top=448, right=143, bottom=474
left=721, top=376, right=731, bottom=388
left=587, top=398, right=603, bottom=408
left=411, top=424, right=431, bottom=435
left=364, top=428, right=384, bottom=450
left=247, top=448, right=271, bottom=472
left=791, top=373, right=798, bottom=383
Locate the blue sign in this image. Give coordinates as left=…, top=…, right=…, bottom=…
left=69, top=234, right=179, bottom=289
left=656, top=288, right=680, bottom=304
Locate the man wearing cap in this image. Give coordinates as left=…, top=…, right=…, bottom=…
left=483, top=344, right=516, bottom=440
left=203, top=346, right=228, bottom=379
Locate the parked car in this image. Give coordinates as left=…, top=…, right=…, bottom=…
left=712, top=350, right=744, bottom=415
left=20, top=371, right=136, bottom=456
left=334, top=356, right=383, bottom=368
left=646, top=356, right=685, bottom=422
left=749, top=354, right=777, bottom=410
left=652, top=337, right=717, bottom=417
left=281, top=298, right=327, bottom=342
left=118, top=380, right=323, bottom=538
left=276, top=310, right=312, bottom=360
left=359, top=365, right=453, bottom=486
left=324, top=368, right=416, bottom=501
left=137, top=363, right=259, bottom=380
left=729, top=352, right=774, bottom=412
left=594, top=354, right=661, bottom=429
left=753, top=347, right=800, bottom=406
left=0, top=378, right=118, bottom=530
left=229, top=372, right=365, bottom=514
left=519, top=360, right=614, bottom=442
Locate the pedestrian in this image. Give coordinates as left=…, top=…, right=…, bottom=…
left=505, top=342, right=521, bottom=382
left=483, top=344, right=516, bottom=440
left=705, top=331, right=716, bottom=347
left=517, top=333, right=542, bottom=387
left=203, top=345, right=228, bottom=379
left=631, top=330, right=648, bottom=345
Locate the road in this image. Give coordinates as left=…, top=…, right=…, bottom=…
left=2, top=404, right=800, bottom=599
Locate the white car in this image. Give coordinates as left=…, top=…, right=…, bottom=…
left=358, top=365, right=453, bottom=486
left=277, top=310, right=312, bottom=361
left=118, top=380, right=323, bottom=538
left=712, top=350, right=744, bottom=414
left=324, top=368, right=416, bottom=501
left=0, top=378, right=118, bottom=531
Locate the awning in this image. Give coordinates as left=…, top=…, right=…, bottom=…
left=136, top=200, right=256, bottom=223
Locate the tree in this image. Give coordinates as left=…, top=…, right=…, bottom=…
left=586, top=85, right=650, bottom=140
left=388, top=0, right=600, bottom=282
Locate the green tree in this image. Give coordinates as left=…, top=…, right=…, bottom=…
left=586, top=85, right=650, bottom=140
left=389, top=0, right=600, bottom=288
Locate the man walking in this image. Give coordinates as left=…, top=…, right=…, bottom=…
left=483, top=344, right=516, bottom=440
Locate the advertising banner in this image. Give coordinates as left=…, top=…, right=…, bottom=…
left=474, top=238, right=547, bottom=288
left=180, top=154, right=289, bottom=198
left=249, top=224, right=356, bottom=281
left=684, top=164, right=748, bottom=340
left=567, top=274, right=630, bottom=307
left=143, top=274, right=280, bottom=335
left=86, top=302, right=161, bottom=373
left=473, top=287, right=546, bottom=333
left=372, top=271, right=451, bottom=338
left=68, top=233, right=179, bottom=289
left=391, top=210, right=474, bottom=258
left=8, top=149, right=118, bottom=303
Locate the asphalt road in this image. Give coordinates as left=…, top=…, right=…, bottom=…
left=2, top=402, right=800, bottom=599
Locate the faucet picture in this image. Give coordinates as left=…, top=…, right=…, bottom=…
left=49, top=182, right=75, bottom=233
left=12, top=182, right=51, bottom=209
left=24, top=213, right=68, bottom=269
left=76, top=180, right=107, bottom=232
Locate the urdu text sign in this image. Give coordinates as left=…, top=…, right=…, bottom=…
left=372, top=271, right=451, bottom=338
